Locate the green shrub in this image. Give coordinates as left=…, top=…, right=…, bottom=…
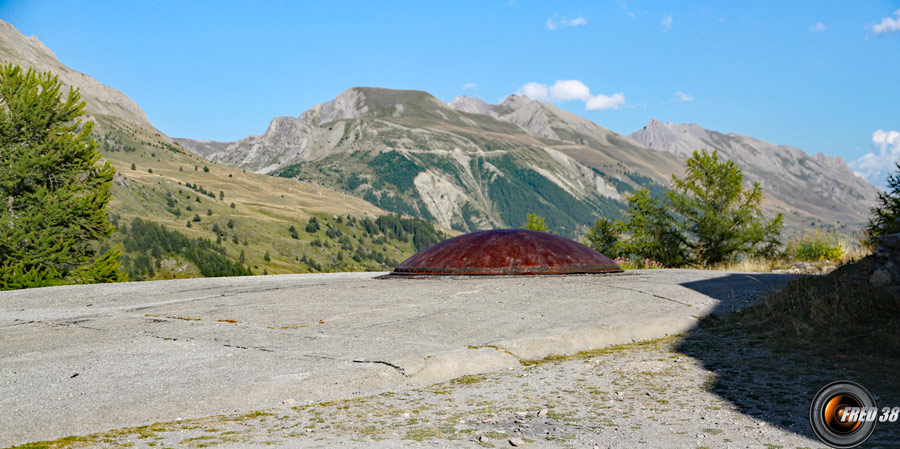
left=867, top=162, right=900, bottom=242
left=786, top=230, right=844, bottom=261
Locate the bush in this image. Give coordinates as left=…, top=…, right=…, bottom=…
left=613, top=256, right=664, bottom=270
left=786, top=230, right=844, bottom=261
left=585, top=218, right=620, bottom=256
left=867, top=162, right=900, bottom=242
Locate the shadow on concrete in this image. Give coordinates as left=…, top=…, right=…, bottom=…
left=675, top=273, right=900, bottom=448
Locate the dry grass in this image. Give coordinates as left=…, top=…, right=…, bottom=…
left=717, top=261, right=899, bottom=358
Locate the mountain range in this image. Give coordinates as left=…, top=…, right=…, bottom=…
left=0, top=20, right=428, bottom=280
left=177, top=88, right=878, bottom=237
left=0, top=18, right=879, bottom=280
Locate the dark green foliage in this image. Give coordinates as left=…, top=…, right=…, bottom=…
left=374, top=214, right=445, bottom=251
left=274, top=161, right=304, bottom=179
left=585, top=149, right=782, bottom=267
left=866, top=162, right=900, bottom=242
left=202, top=165, right=209, bottom=172
left=0, top=64, right=124, bottom=289
left=481, top=155, right=596, bottom=236
left=192, top=214, right=201, bottom=222
left=263, top=251, right=270, bottom=262
left=522, top=213, right=553, bottom=233
left=369, top=151, right=421, bottom=192
left=289, top=225, right=299, bottom=239
left=617, top=188, right=688, bottom=267
left=130, top=163, right=135, bottom=170
left=219, top=190, right=224, bottom=200
left=305, top=216, right=320, bottom=233
left=669, top=149, right=782, bottom=265
left=584, top=218, right=621, bottom=257
left=625, top=171, right=668, bottom=199
left=121, top=218, right=249, bottom=279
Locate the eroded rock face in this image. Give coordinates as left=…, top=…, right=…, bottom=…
left=629, top=119, right=880, bottom=226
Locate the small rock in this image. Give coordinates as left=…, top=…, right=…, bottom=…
left=479, top=435, right=491, bottom=443
left=282, top=398, right=297, bottom=405
left=515, top=411, right=528, bottom=418
left=401, top=412, right=411, bottom=418
left=870, top=268, right=893, bottom=287
left=509, top=437, right=525, bottom=447
left=878, top=233, right=900, bottom=250
left=538, top=409, right=548, bottom=417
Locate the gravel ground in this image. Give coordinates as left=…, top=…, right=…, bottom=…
left=17, top=329, right=899, bottom=449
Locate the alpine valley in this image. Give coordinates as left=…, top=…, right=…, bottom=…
left=1, top=19, right=880, bottom=281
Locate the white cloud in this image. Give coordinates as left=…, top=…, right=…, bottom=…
left=586, top=93, right=626, bottom=110
left=809, top=22, right=827, bottom=33
left=546, top=16, right=587, bottom=30
left=674, top=91, right=694, bottom=102
left=519, top=82, right=549, bottom=100
left=461, top=83, right=477, bottom=90
left=516, top=80, right=625, bottom=110
left=873, top=9, right=900, bottom=34
left=661, top=14, right=672, bottom=32
left=850, top=129, right=900, bottom=187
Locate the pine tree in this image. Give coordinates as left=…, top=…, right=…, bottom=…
left=522, top=213, right=553, bottom=233
left=0, top=64, right=123, bottom=289
left=668, top=149, right=783, bottom=265
left=866, top=162, right=900, bottom=242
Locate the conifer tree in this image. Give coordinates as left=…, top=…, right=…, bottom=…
left=0, top=64, right=123, bottom=289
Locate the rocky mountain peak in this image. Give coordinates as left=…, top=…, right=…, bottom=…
left=0, top=20, right=152, bottom=128
left=630, top=119, right=879, bottom=225
left=498, top=94, right=533, bottom=111
left=447, top=95, right=492, bottom=115
left=311, top=87, right=368, bottom=124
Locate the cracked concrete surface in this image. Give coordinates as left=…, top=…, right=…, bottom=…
left=0, top=270, right=794, bottom=446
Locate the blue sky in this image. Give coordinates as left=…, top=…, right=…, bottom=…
left=2, top=1, right=899, bottom=186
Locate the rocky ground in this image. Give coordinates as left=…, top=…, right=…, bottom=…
left=18, top=329, right=899, bottom=449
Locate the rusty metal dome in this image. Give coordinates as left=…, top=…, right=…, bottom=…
left=387, top=229, right=621, bottom=276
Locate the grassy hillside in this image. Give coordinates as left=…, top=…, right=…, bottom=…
left=92, top=115, right=445, bottom=280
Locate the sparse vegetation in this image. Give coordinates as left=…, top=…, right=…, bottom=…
left=785, top=230, right=844, bottom=261
left=118, top=218, right=250, bottom=280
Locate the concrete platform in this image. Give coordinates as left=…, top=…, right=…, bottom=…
left=0, top=270, right=794, bottom=446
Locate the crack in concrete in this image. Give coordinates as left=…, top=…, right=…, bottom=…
left=223, top=344, right=275, bottom=352
left=352, top=360, right=407, bottom=376
left=597, top=283, right=693, bottom=306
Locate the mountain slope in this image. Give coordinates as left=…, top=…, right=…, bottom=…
left=0, top=20, right=441, bottom=280
left=629, top=119, right=879, bottom=232
left=177, top=88, right=681, bottom=235
left=0, top=21, right=151, bottom=128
